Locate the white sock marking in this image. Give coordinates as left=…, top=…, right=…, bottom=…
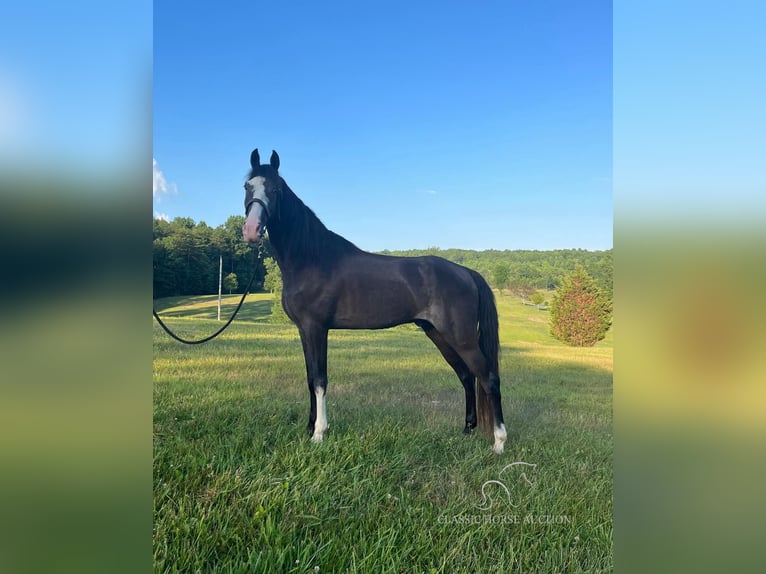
left=493, top=423, right=507, bottom=455
left=312, top=387, right=328, bottom=442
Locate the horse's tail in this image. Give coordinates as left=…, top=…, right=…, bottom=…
left=468, top=269, right=500, bottom=435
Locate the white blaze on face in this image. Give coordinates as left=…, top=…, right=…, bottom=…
left=312, top=386, right=328, bottom=443
left=242, top=176, right=269, bottom=242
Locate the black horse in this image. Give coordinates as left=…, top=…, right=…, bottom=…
left=242, top=149, right=507, bottom=454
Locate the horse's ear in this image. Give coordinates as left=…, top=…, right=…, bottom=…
left=270, top=150, right=280, bottom=171
left=250, top=148, right=260, bottom=169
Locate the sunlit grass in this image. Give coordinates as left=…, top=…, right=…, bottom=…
left=154, top=290, right=612, bottom=572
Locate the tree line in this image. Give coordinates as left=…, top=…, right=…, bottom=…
left=380, top=246, right=612, bottom=300
left=153, top=216, right=612, bottom=300
left=153, top=215, right=261, bottom=298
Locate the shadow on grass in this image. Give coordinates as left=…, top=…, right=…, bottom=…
left=155, top=331, right=612, bottom=449
left=154, top=298, right=273, bottom=322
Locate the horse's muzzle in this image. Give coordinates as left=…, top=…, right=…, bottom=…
left=243, top=201, right=266, bottom=243
left=242, top=219, right=263, bottom=243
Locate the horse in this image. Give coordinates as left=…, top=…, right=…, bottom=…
left=241, top=149, right=507, bottom=454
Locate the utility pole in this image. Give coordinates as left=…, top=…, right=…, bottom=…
left=217, top=254, right=223, bottom=320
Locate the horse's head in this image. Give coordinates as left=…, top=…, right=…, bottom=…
left=242, top=148, right=282, bottom=243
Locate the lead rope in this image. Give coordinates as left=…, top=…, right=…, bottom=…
left=153, top=240, right=265, bottom=345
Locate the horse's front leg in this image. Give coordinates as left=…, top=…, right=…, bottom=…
left=298, top=324, right=329, bottom=442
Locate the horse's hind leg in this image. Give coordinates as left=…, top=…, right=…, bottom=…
left=426, top=325, right=506, bottom=454
left=455, top=347, right=506, bottom=454
left=418, top=321, right=477, bottom=433
left=484, top=371, right=506, bottom=454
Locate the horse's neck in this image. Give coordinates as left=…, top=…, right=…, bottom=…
left=267, top=194, right=320, bottom=273
left=268, top=186, right=360, bottom=275
left=267, top=224, right=295, bottom=272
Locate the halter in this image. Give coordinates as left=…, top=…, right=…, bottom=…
left=245, top=196, right=270, bottom=220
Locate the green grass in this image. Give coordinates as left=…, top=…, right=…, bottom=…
left=154, top=291, right=612, bottom=573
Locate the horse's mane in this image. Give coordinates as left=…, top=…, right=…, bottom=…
left=270, top=180, right=361, bottom=268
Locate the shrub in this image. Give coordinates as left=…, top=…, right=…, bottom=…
left=529, top=292, right=545, bottom=305
left=550, top=264, right=612, bottom=346
left=223, top=272, right=238, bottom=294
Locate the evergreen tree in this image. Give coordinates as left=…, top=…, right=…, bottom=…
left=550, top=264, right=612, bottom=347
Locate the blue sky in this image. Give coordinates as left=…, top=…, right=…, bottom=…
left=0, top=1, right=150, bottom=172
left=614, top=0, right=766, bottom=226
left=153, top=0, right=612, bottom=252
left=3, top=2, right=761, bottom=250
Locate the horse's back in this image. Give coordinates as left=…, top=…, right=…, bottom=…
left=321, top=252, right=478, bottom=330
left=348, top=252, right=476, bottom=296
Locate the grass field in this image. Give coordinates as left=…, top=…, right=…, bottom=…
left=153, top=291, right=612, bottom=573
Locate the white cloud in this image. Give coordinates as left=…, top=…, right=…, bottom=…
left=154, top=211, right=170, bottom=222
left=153, top=158, right=177, bottom=199
left=419, top=189, right=438, bottom=195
